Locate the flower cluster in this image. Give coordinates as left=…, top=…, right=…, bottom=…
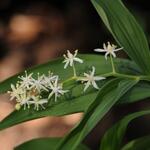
left=8, top=71, right=67, bottom=111
left=8, top=42, right=122, bottom=111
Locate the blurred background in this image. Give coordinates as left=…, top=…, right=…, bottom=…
left=0, top=0, right=150, bottom=149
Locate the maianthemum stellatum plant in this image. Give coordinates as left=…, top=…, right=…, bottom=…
left=0, top=0, right=150, bottom=149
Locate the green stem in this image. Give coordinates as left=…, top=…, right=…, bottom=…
left=100, top=72, right=150, bottom=81
left=110, top=55, right=115, bottom=73
left=139, top=75, right=150, bottom=81
left=62, top=71, right=150, bottom=86
left=114, top=72, right=139, bottom=80
left=89, top=72, right=139, bottom=80
left=72, top=63, right=77, bottom=77
left=62, top=76, right=77, bottom=85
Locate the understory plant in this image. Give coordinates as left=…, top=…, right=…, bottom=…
left=0, top=0, right=150, bottom=149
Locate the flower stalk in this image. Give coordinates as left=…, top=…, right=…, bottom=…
left=8, top=43, right=150, bottom=111
left=110, top=55, right=116, bottom=73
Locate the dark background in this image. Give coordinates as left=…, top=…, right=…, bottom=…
left=0, top=0, right=150, bottom=150
left=0, top=0, right=150, bottom=70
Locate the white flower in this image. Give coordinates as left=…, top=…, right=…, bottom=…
left=48, top=78, right=68, bottom=102
left=30, top=73, right=48, bottom=92
left=8, top=84, right=24, bottom=100
left=17, top=92, right=32, bottom=110
left=18, top=71, right=34, bottom=89
left=42, top=71, right=58, bottom=87
left=63, top=50, right=83, bottom=69
left=30, top=96, right=48, bottom=111
left=94, top=42, right=123, bottom=60
left=78, top=66, right=106, bottom=92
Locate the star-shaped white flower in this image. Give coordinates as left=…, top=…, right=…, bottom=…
left=48, top=78, right=68, bottom=102
left=63, top=50, right=83, bottom=69
left=42, top=71, right=58, bottom=87
left=18, top=71, right=34, bottom=89
left=78, top=66, right=106, bottom=92
left=94, top=42, right=123, bottom=60
left=30, top=96, right=48, bottom=111
left=8, top=83, right=24, bottom=100
left=30, top=73, right=48, bottom=92
left=16, top=92, right=32, bottom=110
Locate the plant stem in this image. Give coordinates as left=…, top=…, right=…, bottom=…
left=114, top=72, right=140, bottom=80
left=99, top=72, right=150, bottom=81
left=62, top=76, right=78, bottom=85
left=72, top=63, right=77, bottom=77
left=62, top=70, right=150, bottom=86
left=110, top=55, right=116, bottom=73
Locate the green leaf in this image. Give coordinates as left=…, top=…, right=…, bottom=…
left=0, top=54, right=140, bottom=94
left=91, top=0, right=150, bottom=74
left=1, top=55, right=147, bottom=131
left=0, top=55, right=149, bottom=131
left=1, top=80, right=150, bottom=131
left=56, top=78, right=138, bottom=150
left=121, top=136, right=150, bottom=150
left=120, top=81, right=150, bottom=104
left=0, top=92, right=96, bottom=130
left=100, top=110, right=150, bottom=150
left=15, top=137, right=89, bottom=150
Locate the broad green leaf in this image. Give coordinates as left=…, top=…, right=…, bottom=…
left=56, top=78, right=138, bottom=150
left=0, top=54, right=141, bottom=94
left=100, top=110, right=150, bottom=150
left=1, top=80, right=150, bottom=131
left=0, top=55, right=150, bottom=131
left=0, top=91, right=96, bottom=130
left=15, top=137, right=89, bottom=150
left=0, top=55, right=144, bottom=130
left=121, top=136, right=150, bottom=150
left=120, top=81, right=150, bottom=104
left=91, top=0, right=150, bottom=74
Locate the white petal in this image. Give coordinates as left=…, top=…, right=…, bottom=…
left=92, top=81, right=99, bottom=90
left=10, top=96, right=14, bottom=101
left=74, top=50, right=78, bottom=57
left=111, top=51, right=116, bottom=58
left=105, top=51, right=110, bottom=60
left=48, top=91, right=54, bottom=99
left=74, top=57, right=83, bottom=63
left=37, top=100, right=48, bottom=104
left=94, top=76, right=106, bottom=81
left=67, top=50, right=72, bottom=58
left=40, top=104, right=46, bottom=110
left=103, top=43, right=107, bottom=49
left=54, top=93, right=58, bottom=102
left=91, top=66, right=95, bottom=76
left=61, top=89, right=69, bottom=94
left=63, top=54, right=67, bottom=59
left=41, top=85, right=48, bottom=91
left=113, top=47, right=123, bottom=52
left=70, top=59, right=73, bottom=66
left=54, top=78, right=58, bottom=87
left=28, top=73, right=33, bottom=78
left=64, top=61, right=69, bottom=69
left=84, top=73, right=89, bottom=77
left=63, top=59, right=68, bottom=63
left=94, top=48, right=107, bottom=52
left=84, top=81, right=91, bottom=92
